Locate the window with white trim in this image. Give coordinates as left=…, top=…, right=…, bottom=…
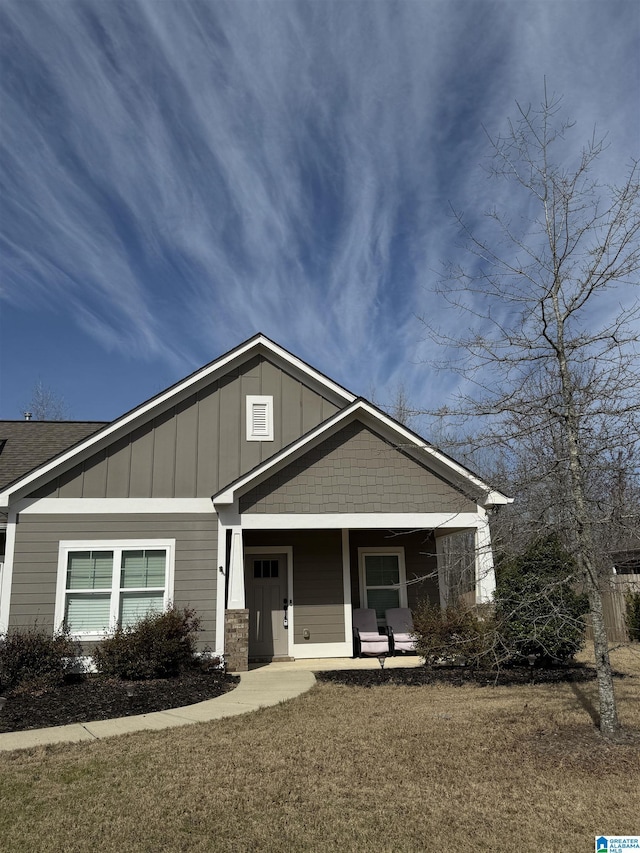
left=56, top=541, right=175, bottom=638
left=246, top=395, right=274, bottom=441
left=358, top=548, right=407, bottom=623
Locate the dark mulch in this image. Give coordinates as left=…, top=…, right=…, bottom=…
left=0, top=669, right=240, bottom=733
left=316, top=662, right=615, bottom=688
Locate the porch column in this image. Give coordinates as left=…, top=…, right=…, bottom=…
left=224, top=526, right=249, bottom=671
left=227, top=527, right=245, bottom=609
left=342, top=529, right=353, bottom=644
left=475, top=511, right=496, bottom=604
left=435, top=534, right=450, bottom=609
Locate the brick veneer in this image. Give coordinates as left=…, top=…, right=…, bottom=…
left=224, top=609, right=249, bottom=672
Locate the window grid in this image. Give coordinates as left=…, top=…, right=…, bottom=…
left=58, top=541, right=173, bottom=638
left=359, top=548, right=407, bottom=624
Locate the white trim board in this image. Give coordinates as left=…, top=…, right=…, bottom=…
left=239, top=512, right=486, bottom=530
left=0, top=510, right=17, bottom=633
left=17, top=498, right=215, bottom=515
left=291, top=642, right=353, bottom=659
left=215, top=520, right=228, bottom=656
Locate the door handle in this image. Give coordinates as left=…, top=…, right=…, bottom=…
left=283, top=598, right=289, bottom=629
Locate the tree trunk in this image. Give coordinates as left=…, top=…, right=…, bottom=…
left=585, top=574, right=620, bottom=736
left=553, top=289, right=620, bottom=737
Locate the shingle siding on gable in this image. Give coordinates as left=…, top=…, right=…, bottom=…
left=239, top=422, right=476, bottom=514
left=28, top=356, right=340, bottom=500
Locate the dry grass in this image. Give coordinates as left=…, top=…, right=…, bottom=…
left=1, top=646, right=639, bottom=853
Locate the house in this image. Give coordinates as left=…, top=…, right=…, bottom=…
left=0, top=335, right=510, bottom=670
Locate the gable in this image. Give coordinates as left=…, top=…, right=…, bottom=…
left=238, top=421, right=477, bottom=514
left=28, top=355, right=341, bottom=500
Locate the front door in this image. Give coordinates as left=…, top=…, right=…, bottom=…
left=245, top=553, right=289, bottom=659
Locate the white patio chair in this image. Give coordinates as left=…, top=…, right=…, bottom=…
left=352, top=608, right=390, bottom=657
left=385, top=607, right=417, bottom=655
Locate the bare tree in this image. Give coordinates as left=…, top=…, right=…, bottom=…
left=23, top=379, right=70, bottom=420
left=426, top=87, right=640, bottom=738
left=368, top=381, right=418, bottom=428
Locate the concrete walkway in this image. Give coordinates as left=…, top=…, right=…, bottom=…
left=0, top=656, right=421, bottom=752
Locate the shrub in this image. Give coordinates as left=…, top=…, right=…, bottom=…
left=0, top=625, right=80, bottom=691
left=93, top=606, right=201, bottom=680
left=625, top=592, right=640, bottom=642
left=495, top=535, right=588, bottom=666
left=412, top=598, right=495, bottom=667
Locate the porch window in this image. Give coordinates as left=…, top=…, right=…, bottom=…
left=358, top=548, right=407, bottom=623
left=56, top=540, right=174, bottom=638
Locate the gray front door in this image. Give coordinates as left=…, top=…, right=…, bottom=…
left=245, top=553, right=288, bottom=659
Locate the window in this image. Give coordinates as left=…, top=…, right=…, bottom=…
left=253, top=559, right=279, bottom=578
left=358, top=548, right=407, bottom=623
left=246, top=395, right=274, bottom=441
left=56, top=540, right=175, bottom=638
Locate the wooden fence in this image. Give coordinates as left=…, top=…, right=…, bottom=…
left=585, top=573, right=640, bottom=644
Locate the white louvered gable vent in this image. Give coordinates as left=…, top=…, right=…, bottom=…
left=246, top=395, right=274, bottom=441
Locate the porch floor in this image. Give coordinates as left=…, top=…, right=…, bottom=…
left=249, top=654, right=424, bottom=673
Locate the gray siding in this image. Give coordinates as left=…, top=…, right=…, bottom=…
left=9, top=514, right=218, bottom=647
left=244, top=530, right=345, bottom=644
left=348, top=529, right=439, bottom=612
left=240, top=421, right=476, bottom=514
left=29, top=356, right=340, bottom=500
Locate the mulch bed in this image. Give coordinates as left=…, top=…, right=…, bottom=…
left=0, top=669, right=239, bottom=733
left=316, top=663, right=613, bottom=688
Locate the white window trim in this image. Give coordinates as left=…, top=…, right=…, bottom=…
left=246, top=395, right=274, bottom=441
left=358, top=547, right=407, bottom=623
left=55, top=539, right=175, bottom=640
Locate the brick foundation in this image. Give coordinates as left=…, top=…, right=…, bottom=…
left=224, top=609, right=249, bottom=672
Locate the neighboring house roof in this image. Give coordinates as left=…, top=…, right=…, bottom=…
left=0, top=421, right=107, bottom=491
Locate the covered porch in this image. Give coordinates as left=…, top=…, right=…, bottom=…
left=216, top=513, right=496, bottom=671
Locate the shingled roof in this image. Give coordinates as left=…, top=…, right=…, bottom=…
left=0, top=421, right=107, bottom=491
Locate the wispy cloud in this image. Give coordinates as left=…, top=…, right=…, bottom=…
left=1, top=0, right=638, bottom=416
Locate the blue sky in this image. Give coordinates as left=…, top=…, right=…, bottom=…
left=1, top=0, right=638, bottom=424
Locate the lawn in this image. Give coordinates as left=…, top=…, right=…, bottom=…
left=0, top=646, right=638, bottom=853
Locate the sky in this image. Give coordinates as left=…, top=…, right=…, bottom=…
left=0, top=0, right=638, bottom=426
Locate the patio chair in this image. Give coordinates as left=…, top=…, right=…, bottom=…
left=352, top=608, right=390, bottom=657
left=385, top=608, right=417, bottom=655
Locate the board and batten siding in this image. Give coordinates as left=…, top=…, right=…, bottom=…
left=240, top=422, right=477, bottom=514
left=8, top=514, right=218, bottom=647
left=244, top=530, right=345, bottom=644
left=28, top=356, right=340, bottom=500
